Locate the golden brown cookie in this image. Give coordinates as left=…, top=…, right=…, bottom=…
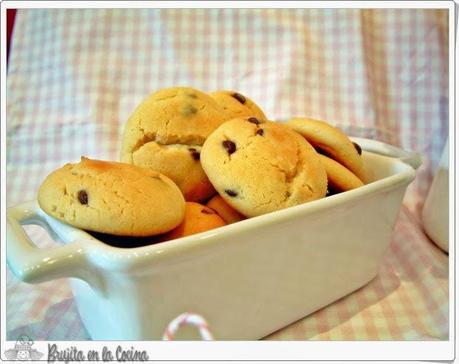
left=206, top=195, right=245, bottom=224
left=210, top=90, right=267, bottom=121
left=201, top=118, right=328, bottom=217
left=318, top=154, right=364, bottom=193
left=38, top=157, right=185, bottom=236
left=287, top=117, right=366, bottom=182
left=120, top=87, right=226, bottom=202
left=128, top=143, right=216, bottom=202
left=160, top=202, right=226, bottom=241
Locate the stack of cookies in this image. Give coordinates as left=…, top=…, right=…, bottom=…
left=38, top=87, right=366, bottom=247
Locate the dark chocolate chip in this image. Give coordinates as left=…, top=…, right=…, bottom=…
left=201, top=208, right=214, bottom=215
left=231, top=92, right=246, bottom=104
left=225, top=189, right=238, bottom=197
left=78, top=190, right=88, bottom=205
left=222, top=140, right=236, bottom=154
left=183, top=104, right=198, bottom=116
left=353, top=142, right=362, bottom=155
left=256, top=129, right=264, bottom=136
left=247, top=117, right=261, bottom=125
left=188, top=148, right=200, bottom=160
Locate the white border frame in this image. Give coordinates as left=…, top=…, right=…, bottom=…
left=0, top=1, right=455, bottom=361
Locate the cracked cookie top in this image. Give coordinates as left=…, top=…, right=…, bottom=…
left=38, top=157, right=185, bottom=236
left=121, top=87, right=226, bottom=162
left=210, top=90, right=267, bottom=121
left=200, top=118, right=328, bottom=217
left=120, top=87, right=226, bottom=201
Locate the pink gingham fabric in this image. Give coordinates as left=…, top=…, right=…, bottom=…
left=6, top=9, right=449, bottom=340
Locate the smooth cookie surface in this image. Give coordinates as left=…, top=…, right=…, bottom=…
left=38, top=157, right=186, bottom=236
left=206, top=195, right=245, bottom=224
left=201, top=118, right=328, bottom=217
left=210, top=90, right=267, bottom=121
left=318, top=154, right=364, bottom=193
left=287, top=117, right=366, bottom=182
left=159, top=202, right=226, bottom=241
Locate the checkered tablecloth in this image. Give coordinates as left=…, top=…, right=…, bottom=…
left=6, top=8, right=449, bottom=340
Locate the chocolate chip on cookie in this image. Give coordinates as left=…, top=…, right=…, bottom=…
left=248, top=117, right=261, bottom=125
left=120, top=87, right=225, bottom=202
left=353, top=142, right=362, bottom=155
left=182, top=104, right=198, bottom=116
left=222, top=140, right=236, bottom=154
left=210, top=90, right=266, bottom=121
left=231, top=92, right=246, bottom=104
left=225, top=189, right=238, bottom=197
left=38, top=157, right=186, bottom=237
left=188, top=148, right=200, bottom=161
left=78, top=190, right=88, bottom=205
left=201, top=118, right=328, bottom=217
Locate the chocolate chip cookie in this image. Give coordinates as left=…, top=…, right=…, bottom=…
left=200, top=118, right=328, bottom=217
left=120, top=87, right=226, bottom=202
left=38, top=157, right=186, bottom=236
left=287, top=117, right=366, bottom=182
left=318, top=154, right=364, bottom=193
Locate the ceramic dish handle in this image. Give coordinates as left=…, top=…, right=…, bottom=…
left=351, top=137, right=422, bottom=170
left=6, top=201, right=90, bottom=284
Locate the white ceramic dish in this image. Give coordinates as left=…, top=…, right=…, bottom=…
left=6, top=138, right=420, bottom=340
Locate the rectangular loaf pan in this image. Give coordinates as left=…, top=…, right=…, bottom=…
left=6, top=137, right=420, bottom=340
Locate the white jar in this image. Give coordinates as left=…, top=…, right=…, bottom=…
left=422, top=139, right=449, bottom=252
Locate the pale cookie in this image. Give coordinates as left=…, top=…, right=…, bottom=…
left=38, top=157, right=185, bottom=236
left=120, top=87, right=226, bottom=202
left=129, top=143, right=216, bottom=203
left=206, top=195, right=245, bottom=224
left=159, top=202, right=226, bottom=241
left=210, top=90, right=267, bottom=121
left=318, top=154, right=364, bottom=194
left=287, top=117, right=366, bottom=182
left=201, top=118, right=328, bottom=217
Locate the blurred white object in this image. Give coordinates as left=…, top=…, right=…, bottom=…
left=422, top=139, right=449, bottom=252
